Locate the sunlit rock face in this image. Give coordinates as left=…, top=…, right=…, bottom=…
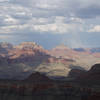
left=0, top=42, right=51, bottom=79
left=15, top=42, right=43, bottom=50
left=0, top=42, right=73, bottom=79
left=0, top=42, right=99, bottom=80
left=8, top=42, right=49, bottom=61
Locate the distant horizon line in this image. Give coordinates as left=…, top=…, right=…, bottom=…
left=0, top=41, right=100, bottom=50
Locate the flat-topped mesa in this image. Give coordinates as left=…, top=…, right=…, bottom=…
left=50, top=44, right=76, bottom=59
left=14, top=42, right=43, bottom=51
left=52, top=44, right=71, bottom=51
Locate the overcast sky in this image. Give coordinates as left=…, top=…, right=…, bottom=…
left=0, top=0, right=100, bottom=49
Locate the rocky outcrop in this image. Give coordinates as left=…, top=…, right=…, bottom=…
left=25, top=72, right=53, bottom=83
left=0, top=42, right=51, bottom=79
left=6, top=42, right=50, bottom=63
left=0, top=42, right=71, bottom=79
left=77, top=64, right=100, bottom=85
left=9, top=42, right=48, bottom=58
left=68, top=69, right=86, bottom=78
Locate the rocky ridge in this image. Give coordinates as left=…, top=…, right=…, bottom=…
left=0, top=42, right=99, bottom=80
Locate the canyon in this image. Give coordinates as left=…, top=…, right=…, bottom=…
left=0, top=42, right=99, bottom=80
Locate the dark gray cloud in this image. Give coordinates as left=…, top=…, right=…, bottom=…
left=76, top=5, right=100, bottom=19
left=8, top=0, right=100, bottom=19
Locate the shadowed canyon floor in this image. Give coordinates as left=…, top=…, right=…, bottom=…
left=0, top=64, right=99, bottom=100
